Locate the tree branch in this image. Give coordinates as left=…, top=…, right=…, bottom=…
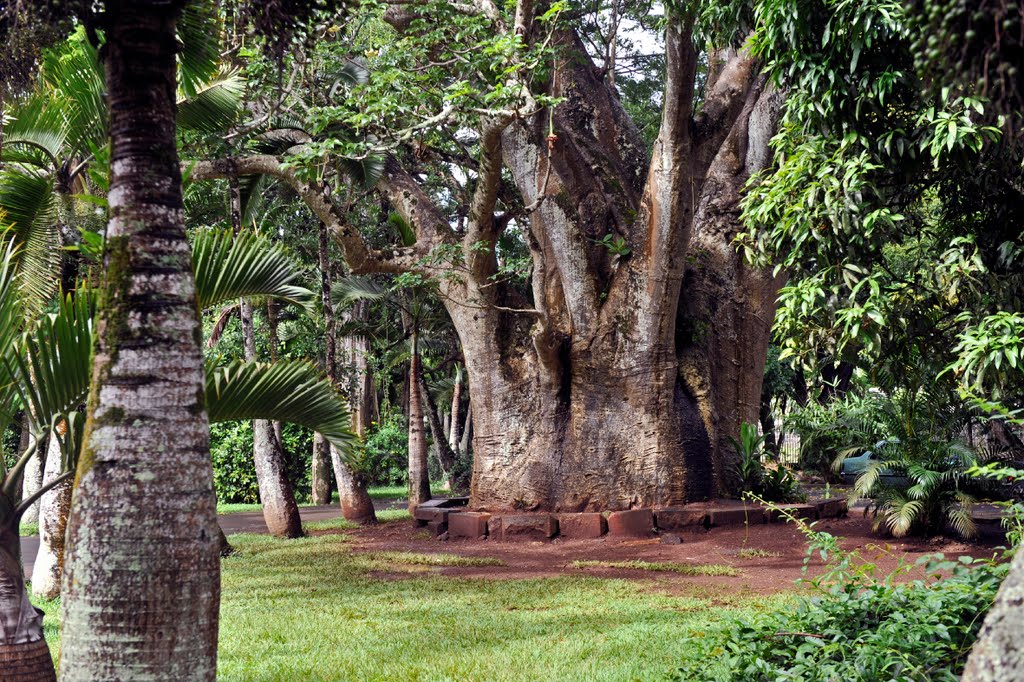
left=187, top=155, right=419, bottom=275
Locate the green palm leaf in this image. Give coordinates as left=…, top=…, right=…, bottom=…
left=206, top=360, right=354, bottom=455
left=177, top=0, right=223, bottom=98
left=332, top=276, right=389, bottom=308
left=6, top=289, right=94, bottom=441
left=40, top=29, right=106, bottom=156
left=192, top=228, right=315, bottom=312
left=0, top=94, right=69, bottom=167
left=177, top=72, right=245, bottom=133
left=0, top=169, right=62, bottom=313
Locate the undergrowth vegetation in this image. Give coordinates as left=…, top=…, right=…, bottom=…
left=672, top=509, right=1007, bottom=681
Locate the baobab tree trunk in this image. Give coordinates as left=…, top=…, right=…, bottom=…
left=31, top=433, right=70, bottom=601
left=407, top=332, right=431, bottom=510
left=962, top=550, right=1024, bottom=681
left=59, top=4, right=220, bottom=679
left=676, top=84, right=785, bottom=492
left=239, top=297, right=303, bottom=538
left=189, top=13, right=780, bottom=514
left=319, top=223, right=375, bottom=523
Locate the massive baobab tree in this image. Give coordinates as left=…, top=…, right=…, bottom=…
left=193, top=1, right=781, bottom=511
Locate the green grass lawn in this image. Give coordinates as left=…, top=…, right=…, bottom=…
left=32, top=526, right=786, bottom=681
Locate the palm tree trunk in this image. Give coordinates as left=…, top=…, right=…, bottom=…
left=59, top=5, right=220, bottom=678
left=239, top=298, right=303, bottom=538
left=30, top=433, right=70, bottom=601
left=230, top=171, right=303, bottom=539
left=419, top=371, right=457, bottom=488
left=18, top=431, right=44, bottom=526
left=0, top=522, right=55, bottom=682
left=407, top=331, right=431, bottom=511
left=311, top=433, right=332, bottom=505
left=318, top=222, right=375, bottom=523
left=448, top=364, right=463, bottom=453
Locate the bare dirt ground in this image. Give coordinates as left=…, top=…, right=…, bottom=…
left=333, top=512, right=1009, bottom=596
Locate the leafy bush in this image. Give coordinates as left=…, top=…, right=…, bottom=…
left=210, top=420, right=313, bottom=504
left=786, top=394, right=885, bottom=479
left=672, top=510, right=1007, bottom=682
left=731, top=422, right=803, bottom=502
left=834, top=390, right=987, bottom=538
left=211, top=421, right=260, bottom=504
left=361, top=412, right=408, bottom=486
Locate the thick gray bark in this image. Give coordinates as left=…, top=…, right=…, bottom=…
left=962, top=550, right=1024, bottom=681
left=59, top=4, right=220, bottom=678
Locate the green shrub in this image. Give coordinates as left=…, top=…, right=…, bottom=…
left=211, top=421, right=260, bottom=504
left=732, top=422, right=803, bottom=502
left=361, top=412, right=408, bottom=486
left=210, top=421, right=314, bottom=504
left=671, top=511, right=1007, bottom=682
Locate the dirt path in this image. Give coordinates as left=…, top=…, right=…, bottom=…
left=21, top=499, right=1006, bottom=594
left=335, top=513, right=1007, bottom=596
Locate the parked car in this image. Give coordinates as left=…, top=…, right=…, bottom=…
left=840, top=442, right=909, bottom=487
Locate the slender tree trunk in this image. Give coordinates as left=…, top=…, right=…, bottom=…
left=231, top=171, right=303, bottom=539
left=30, top=433, right=70, bottom=601
left=0, top=523, right=54, bottom=682
left=239, top=298, right=303, bottom=538
left=407, top=331, right=431, bottom=511
left=265, top=301, right=284, bottom=448
left=18, top=431, right=44, bottom=526
left=349, top=300, right=375, bottom=437
left=60, top=4, right=220, bottom=679
left=319, top=222, right=375, bottom=523
left=419, top=370, right=457, bottom=485
left=448, top=364, right=463, bottom=452
left=310, top=433, right=332, bottom=505
left=459, top=401, right=472, bottom=456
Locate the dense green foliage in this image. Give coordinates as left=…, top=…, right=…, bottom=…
left=673, top=520, right=1007, bottom=681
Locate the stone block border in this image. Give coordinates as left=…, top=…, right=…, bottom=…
left=418, top=498, right=849, bottom=541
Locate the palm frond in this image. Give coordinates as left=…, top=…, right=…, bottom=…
left=0, top=94, right=68, bottom=167
left=177, top=72, right=245, bottom=133
left=332, top=276, right=389, bottom=308
left=6, top=289, right=94, bottom=442
left=205, top=360, right=355, bottom=455
left=177, top=0, right=223, bottom=98
left=192, top=228, right=315, bottom=312
left=40, top=29, right=106, bottom=155
left=0, top=169, right=62, bottom=313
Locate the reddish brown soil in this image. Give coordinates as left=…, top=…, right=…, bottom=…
left=333, top=514, right=1007, bottom=596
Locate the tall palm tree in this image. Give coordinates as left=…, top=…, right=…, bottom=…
left=58, top=3, right=256, bottom=678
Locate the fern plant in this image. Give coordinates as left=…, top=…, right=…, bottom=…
left=832, top=389, right=989, bottom=538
